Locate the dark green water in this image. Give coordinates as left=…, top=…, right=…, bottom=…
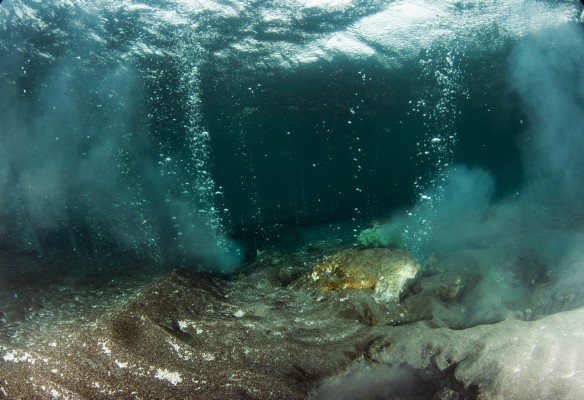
left=0, top=0, right=581, bottom=286
left=3, top=0, right=567, bottom=272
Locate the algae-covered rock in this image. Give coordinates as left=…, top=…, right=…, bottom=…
left=356, top=225, right=386, bottom=247
left=357, top=223, right=405, bottom=248
left=310, top=248, right=419, bottom=302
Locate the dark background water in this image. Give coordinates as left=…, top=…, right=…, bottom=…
left=202, top=56, right=524, bottom=236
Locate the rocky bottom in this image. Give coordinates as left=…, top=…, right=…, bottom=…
left=1, top=234, right=584, bottom=399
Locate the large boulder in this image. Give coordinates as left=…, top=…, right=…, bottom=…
left=309, top=248, right=419, bottom=302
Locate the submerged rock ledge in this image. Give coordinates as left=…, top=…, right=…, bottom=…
left=1, top=246, right=584, bottom=399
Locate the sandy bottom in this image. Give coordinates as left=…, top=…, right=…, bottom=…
left=1, top=227, right=584, bottom=399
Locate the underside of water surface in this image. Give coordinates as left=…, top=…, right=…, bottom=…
left=1, top=1, right=584, bottom=399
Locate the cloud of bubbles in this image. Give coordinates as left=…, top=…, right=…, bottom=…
left=0, top=44, right=241, bottom=273
left=376, top=23, right=584, bottom=325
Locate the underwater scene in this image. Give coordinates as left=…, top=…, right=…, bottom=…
left=1, top=0, right=584, bottom=398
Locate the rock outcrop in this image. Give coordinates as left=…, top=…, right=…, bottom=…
left=309, top=248, right=419, bottom=302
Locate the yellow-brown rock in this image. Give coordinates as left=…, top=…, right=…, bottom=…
left=310, top=248, right=419, bottom=302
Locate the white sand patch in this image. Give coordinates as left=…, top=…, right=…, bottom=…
left=154, top=368, right=182, bottom=385
left=98, top=340, right=111, bottom=356
left=177, top=320, right=204, bottom=334
left=167, top=340, right=193, bottom=361
left=2, top=350, right=36, bottom=364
